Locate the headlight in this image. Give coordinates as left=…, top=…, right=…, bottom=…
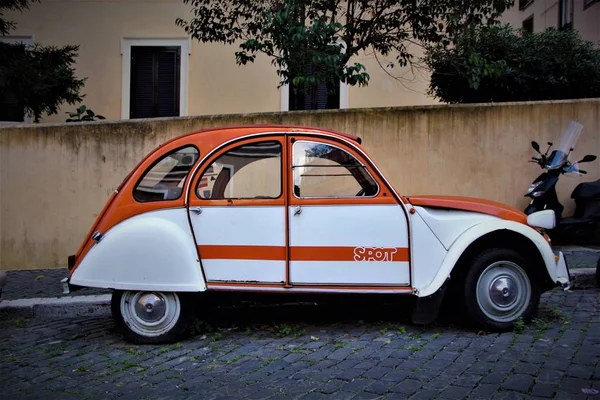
left=526, top=181, right=544, bottom=195
left=531, top=191, right=546, bottom=197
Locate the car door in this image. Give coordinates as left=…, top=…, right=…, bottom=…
left=188, top=137, right=287, bottom=285
left=287, top=136, right=411, bottom=287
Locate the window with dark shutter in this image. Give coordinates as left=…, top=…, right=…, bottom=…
left=559, top=0, right=574, bottom=30
left=522, top=15, right=534, bottom=34
left=289, top=80, right=340, bottom=111
left=0, top=90, right=25, bottom=122
left=288, top=65, right=340, bottom=111
left=130, top=46, right=181, bottom=119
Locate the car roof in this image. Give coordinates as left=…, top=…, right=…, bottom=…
left=167, top=124, right=362, bottom=147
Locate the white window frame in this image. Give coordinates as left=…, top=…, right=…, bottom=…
left=0, top=35, right=34, bottom=124
left=121, top=38, right=191, bottom=120
left=280, top=79, right=349, bottom=112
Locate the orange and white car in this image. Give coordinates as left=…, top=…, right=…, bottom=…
left=62, top=125, right=570, bottom=343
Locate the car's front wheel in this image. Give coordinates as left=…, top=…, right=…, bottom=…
left=463, top=248, right=541, bottom=331
left=111, top=290, right=194, bottom=344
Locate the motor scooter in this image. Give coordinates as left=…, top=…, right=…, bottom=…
left=524, top=120, right=599, bottom=245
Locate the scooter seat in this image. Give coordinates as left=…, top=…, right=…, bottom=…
left=559, top=216, right=593, bottom=225
left=571, top=179, right=600, bottom=200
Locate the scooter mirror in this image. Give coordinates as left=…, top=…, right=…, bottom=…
left=531, top=141, right=540, bottom=152
left=580, top=155, right=597, bottom=163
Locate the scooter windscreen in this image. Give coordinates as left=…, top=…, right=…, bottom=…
left=546, top=120, right=583, bottom=171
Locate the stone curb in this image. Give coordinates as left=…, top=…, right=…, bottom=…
left=0, top=294, right=111, bottom=320
left=570, top=268, right=598, bottom=290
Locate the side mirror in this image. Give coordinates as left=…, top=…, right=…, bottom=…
left=579, top=155, right=597, bottom=163
left=531, top=141, right=540, bottom=152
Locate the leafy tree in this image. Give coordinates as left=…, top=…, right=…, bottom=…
left=0, top=0, right=87, bottom=122
left=0, top=0, right=33, bottom=35
left=424, top=24, right=600, bottom=103
left=176, top=0, right=512, bottom=108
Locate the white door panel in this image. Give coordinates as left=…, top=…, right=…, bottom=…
left=192, top=206, right=285, bottom=246
left=291, top=261, right=410, bottom=285
left=190, top=206, right=286, bottom=283
left=202, top=260, right=286, bottom=283
left=289, top=204, right=410, bottom=285
left=289, top=205, right=409, bottom=247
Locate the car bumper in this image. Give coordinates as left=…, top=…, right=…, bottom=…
left=555, top=251, right=571, bottom=291
left=61, top=277, right=71, bottom=294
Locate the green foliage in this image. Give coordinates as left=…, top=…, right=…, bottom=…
left=513, top=317, right=526, bottom=334
left=65, top=105, right=105, bottom=122
left=176, top=0, right=512, bottom=95
left=1, top=0, right=86, bottom=123
left=0, top=0, right=38, bottom=35
left=424, top=24, right=600, bottom=103
left=0, top=42, right=86, bottom=122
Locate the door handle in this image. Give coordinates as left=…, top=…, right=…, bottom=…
left=294, top=206, right=302, bottom=216
left=190, top=207, right=202, bottom=215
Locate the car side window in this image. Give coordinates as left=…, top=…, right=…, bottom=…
left=292, top=141, right=378, bottom=198
left=133, top=146, right=199, bottom=202
left=197, top=140, right=282, bottom=199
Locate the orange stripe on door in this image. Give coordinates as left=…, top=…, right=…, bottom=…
left=292, top=246, right=409, bottom=262
left=198, top=245, right=409, bottom=262
left=198, top=245, right=285, bottom=261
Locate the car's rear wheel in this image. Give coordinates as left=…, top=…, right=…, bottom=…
left=463, top=248, right=540, bottom=331
left=111, top=290, right=193, bottom=344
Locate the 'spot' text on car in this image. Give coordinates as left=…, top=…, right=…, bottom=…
left=62, top=125, right=570, bottom=343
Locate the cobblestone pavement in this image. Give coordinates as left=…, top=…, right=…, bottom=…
left=1, top=289, right=599, bottom=400
left=1, top=268, right=110, bottom=300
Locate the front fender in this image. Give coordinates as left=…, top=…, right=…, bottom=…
left=69, top=208, right=206, bottom=292
left=416, top=219, right=567, bottom=297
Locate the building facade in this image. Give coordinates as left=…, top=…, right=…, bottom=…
left=501, top=0, right=599, bottom=39
left=1, top=0, right=599, bottom=124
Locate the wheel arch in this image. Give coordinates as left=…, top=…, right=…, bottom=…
left=449, top=229, right=554, bottom=292
left=416, top=220, right=557, bottom=297
left=69, top=208, right=206, bottom=292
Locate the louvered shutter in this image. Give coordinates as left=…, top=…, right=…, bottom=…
left=130, top=46, right=180, bottom=119
left=156, top=48, right=180, bottom=117
left=289, top=69, right=340, bottom=111
left=0, top=90, right=24, bottom=122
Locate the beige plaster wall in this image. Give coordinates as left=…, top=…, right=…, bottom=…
left=1, top=99, right=599, bottom=271
left=2, top=0, right=437, bottom=124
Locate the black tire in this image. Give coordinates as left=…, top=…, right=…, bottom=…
left=462, top=248, right=541, bottom=332
left=111, top=290, right=194, bottom=344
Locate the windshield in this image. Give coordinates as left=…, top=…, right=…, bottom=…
left=546, top=120, right=583, bottom=169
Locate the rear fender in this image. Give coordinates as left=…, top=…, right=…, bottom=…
left=415, top=220, right=565, bottom=297
left=69, top=208, right=206, bottom=292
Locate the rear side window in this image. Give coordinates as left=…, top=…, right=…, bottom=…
left=133, top=146, right=199, bottom=202
left=196, top=141, right=282, bottom=200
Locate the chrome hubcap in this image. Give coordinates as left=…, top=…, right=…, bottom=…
left=489, top=276, right=517, bottom=307
left=120, top=291, right=181, bottom=337
left=134, top=293, right=167, bottom=324
left=476, top=261, right=531, bottom=323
